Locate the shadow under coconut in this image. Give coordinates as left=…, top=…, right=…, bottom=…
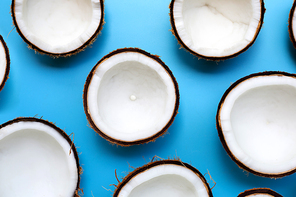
left=218, top=142, right=296, bottom=190
left=0, top=79, right=15, bottom=112
left=34, top=41, right=105, bottom=69
left=172, top=41, right=257, bottom=75
left=287, top=34, right=296, bottom=65
left=96, top=116, right=181, bottom=159
left=217, top=144, right=249, bottom=178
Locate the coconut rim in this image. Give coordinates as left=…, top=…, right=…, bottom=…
left=169, top=0, right=266, bottom=61
left=288, top=0, right=296, bottom=49
left=216, top=71, right=296, bottom=178
left=113, top=159, right=213, bottom=197
left=0, top=35, right=10, bottom=92
left=237, top=188, right=283, bottom=197
left=11, top=0, right=105, bottom=58
left=0, top=117, right=81, bottom=197
left=83, top=48, right=180, bottom=146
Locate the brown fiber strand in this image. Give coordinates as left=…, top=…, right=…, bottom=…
left=115, top=169, right=120, bottom=183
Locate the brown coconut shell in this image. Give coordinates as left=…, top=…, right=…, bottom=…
left=83, top=48, right=180, bottom=146
left=238, top=188, right=283, bottom=197
left=113, top=159, right=213, bottom=197
left=169, top=0, right=266, bottom=61
left=216, top=71, right=296, bottom=178
left=0, top=117, right=82, bottom=197
left=11, top=0, right=105, bottom=58
left=0, top=35, right=10, bottom=92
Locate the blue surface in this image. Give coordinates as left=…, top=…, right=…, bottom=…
left=1, top=0, right=296, bottom=196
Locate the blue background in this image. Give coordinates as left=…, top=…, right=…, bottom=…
left=1, top=0, right=296, bottom=196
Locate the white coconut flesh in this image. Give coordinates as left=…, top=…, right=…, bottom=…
left=220, top=75, right=296, bottom=175
left=173, top=0, right=262, bottom=57
left=0, top=121, right=78, bottom=197
left=291, top=11, right=296, bottom=36
left=118, top=164, right=209, bottom=197
left=14, top=0, right=102, bottom=54
left=87, top=52, right=176, bottom=142
left=0, top=39, right=7, bottom=86
left=290, top=5, right=296, bottom=42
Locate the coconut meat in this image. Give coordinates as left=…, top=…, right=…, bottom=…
left=291, top=6, right=296, bottom=40
left=0, top=39, right=7, bottom=86
left=173, top=0, right=261, bottom=57
left=118, top=164, right=209, bottom=197
left=220, top=76, right=296, bottom=174
left=14, top=0, right=102, bottom=53
left=87, top=52, right=176, bottom=142
left=0, top=121, right=78, bottom=197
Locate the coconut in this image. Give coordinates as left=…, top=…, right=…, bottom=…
left=238, top=188, right=283, bottom=197
left=0, top=35, right=10, bottom=92
left=11, top=0, right=104, bottom=57
left=217, top=71, right=296, bottom=178
left=0, top=117, right=80, bottom=197
left=83, top=48, right=179, bottom=146
left=289, top=0, right=296, bottom=48
left=170, top=0, right=265, bottom=60
left=113, top=159, right=213, bottom=197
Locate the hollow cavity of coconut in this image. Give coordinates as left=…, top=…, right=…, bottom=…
left=238, top=188, right=283, bottom=197
left=11, top=0, right=104, bottom=57
left=113, top=159, right=213, bottom=197
left=289, top=0, right=296, bottom=48
left=0, top=117, right=80, bottom=197
left=170, top=0, right=265, bottom=60
left=83, top=48, right=179, bottom=146
left=217, top=71, right=296, bottom=178
left=0, top=35, right=10, bottom=92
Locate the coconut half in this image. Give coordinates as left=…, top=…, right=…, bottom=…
left=83, top=48, right=179, bottom=146
left=0, top=117, right=80, bottom=197
left=289, top=0, right=296, bottom=48
left=217, top=71, right=296, bottom=178
left=113, top=159, right=213, bottom=197
left=0, top=35, right=10, bottom=92
left=11, top=0, right=104, bottom=57
left=170, top=0, right=265, bottom=60
left=238, top=188, right=283, bottom=197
